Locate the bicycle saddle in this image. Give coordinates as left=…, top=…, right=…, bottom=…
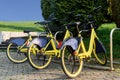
left=34, top=20, right=51, bottom=25
left=66, top=22, right=81, bottom=27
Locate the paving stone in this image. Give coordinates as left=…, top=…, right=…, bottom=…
left=0, top=52, right=120, bottom=80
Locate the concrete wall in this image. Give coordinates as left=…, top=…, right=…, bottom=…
left=0, top=31, right=39, bottom=44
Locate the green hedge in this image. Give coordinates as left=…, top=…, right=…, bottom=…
left=41, top=0, right=108, bottom=32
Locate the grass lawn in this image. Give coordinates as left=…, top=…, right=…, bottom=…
left=97, top=23, right=120, bottom=61
left=0, top=21, right=120, bottom=61
left=0, top=21, right=44, bottom=32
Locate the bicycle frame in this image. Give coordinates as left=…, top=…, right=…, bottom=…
left=8, top=32, right=32, bottom=53
left=31, top=29, right=72, bottom=58
left=77, top=27, right=98, bottom=59
left=75, top=23, right=105, bottom=60
left=6, top=31, right=34, bottom=63
left=19, top=36, right=32, bottom=53
left=61, top=6, right=107, bottom=78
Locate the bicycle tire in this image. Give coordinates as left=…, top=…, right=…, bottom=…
left=93, top=42, right=107, bottom=65
left=6, top=43, right=27, bottom=63
left=28, top=44, right=52, bottom=69
left=61, top=46, right=83, bottom=78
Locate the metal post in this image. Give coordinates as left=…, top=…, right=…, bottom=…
left=110, top=28, right=120, bottom=70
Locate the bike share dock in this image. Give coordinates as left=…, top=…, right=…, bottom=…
left=110, top=28, right=120, bottom=70
left=82, top=28, right=120, bottom=71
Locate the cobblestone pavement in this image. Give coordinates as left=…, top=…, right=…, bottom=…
left=1, top=52, right=120, bottom=80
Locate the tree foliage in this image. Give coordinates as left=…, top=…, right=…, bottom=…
left=109, top=0, right=120, bottom=28
left=41, top=0, right=108, bottom=31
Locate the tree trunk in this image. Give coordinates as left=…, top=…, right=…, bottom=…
left=111, top=0, right=120, bottom=28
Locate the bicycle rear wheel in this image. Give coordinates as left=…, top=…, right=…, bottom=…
left=6, top=43, right=27, bottom=63
left=61, top=46, right=83, bottom=78
left=93, top=42, right=107, bottom=65
left=28, top=44, right=52, bottom=69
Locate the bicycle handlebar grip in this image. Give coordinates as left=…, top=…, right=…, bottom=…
left=67, top=22, right=81, bottom=26
left=34, top=21, right=51, bottom=25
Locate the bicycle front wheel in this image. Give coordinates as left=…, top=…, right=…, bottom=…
left=93, top=42, right=107, bottom=65
left=61, top=46, right=83, bottom=78
left=28, top=44, right=52, bottom=69
left=6, top=43, right=27, bottom=63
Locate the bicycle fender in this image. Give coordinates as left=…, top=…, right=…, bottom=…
left=95, top=38, right=106, bottom=53
left=28, top=37, right=48, bottom=48
left=61, top=37, right=80, bottom=50
left=8, top=38, right=25, bottom=46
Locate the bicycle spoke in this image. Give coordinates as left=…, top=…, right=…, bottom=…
left=43, top=56, right=46, bottom=65
left=6, top=43, right=27, bottom=63
left=28, top=44, right=52, bottom=69
left=71, top=57, right=75, bottom=74
left=61, top=46, right=83, bottom=78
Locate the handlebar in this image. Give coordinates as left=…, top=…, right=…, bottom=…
left=76, top=6, right=101, bottom=30
left=63, top=22, right=81, bottom=30
left=66, top=22, right=81, bottom=27
left=79, top=30, right=89, bottom=34
left=54, top=31, right=63, bottom=40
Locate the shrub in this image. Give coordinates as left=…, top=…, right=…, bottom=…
left=110, top=0, right=120, bottom=28
left=41, top=0, right=108, bottom=32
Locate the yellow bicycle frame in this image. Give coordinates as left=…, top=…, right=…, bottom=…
left=76, top=26, right=99, bottom=59
left=33, top=29, right=72, bottom=58
left=19, top=34, right=32, bottom=53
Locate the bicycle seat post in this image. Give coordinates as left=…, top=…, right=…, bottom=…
left=46, top=24, right=52, bottom=34
left=23, top=30, right=31, bottom=37
left=28, top=32, right=31, bottom=37
left=65, top=25, right=68, bottom=30
left=76, top=22, right=80, bottom=33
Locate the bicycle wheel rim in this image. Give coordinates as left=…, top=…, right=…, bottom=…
left=61, top=46, right=83, bottom=78
left=7, top=43, right=27, bottom=63
left=93, top=42, right=107, bottom=65
left=28, top=44, right=52, bottom=69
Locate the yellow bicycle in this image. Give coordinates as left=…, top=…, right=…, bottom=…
left=6, top=30, right=33, bottom=63
left=61, top=6, right=107, bottom=78
left=27, top=20, right=73, bottom=69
